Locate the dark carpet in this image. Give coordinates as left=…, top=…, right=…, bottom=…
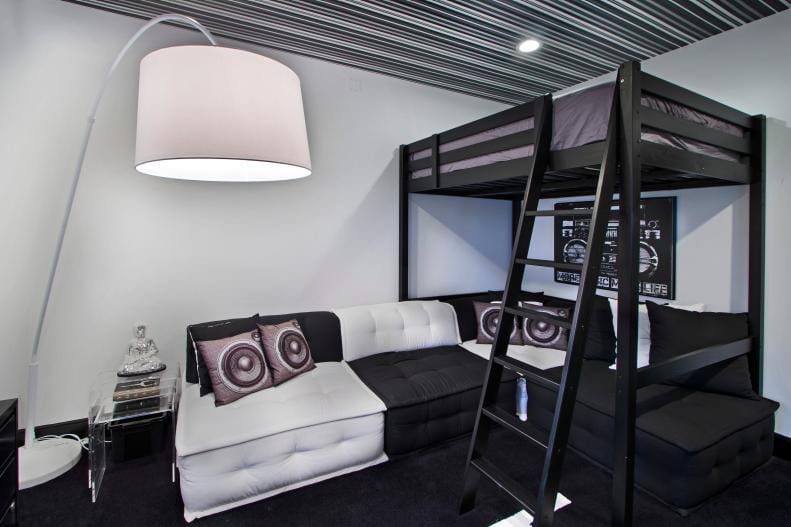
left=18, top=429, right=791, bottom=526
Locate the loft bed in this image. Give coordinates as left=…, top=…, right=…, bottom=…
left=399, top=69, right=756, bottom=200
left=397, top=61, right=767, bottom=526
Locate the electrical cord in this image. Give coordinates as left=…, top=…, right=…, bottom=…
left=36, top=434, right=89, bottom=451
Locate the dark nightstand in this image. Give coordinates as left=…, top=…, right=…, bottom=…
left=0, top=399, right=17, bottom=526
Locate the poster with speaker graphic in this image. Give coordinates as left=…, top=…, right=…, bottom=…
left=553, top=197, right=676, bottom=299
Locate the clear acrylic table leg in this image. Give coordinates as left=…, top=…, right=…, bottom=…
left=89, top=420, right=106, bottom=503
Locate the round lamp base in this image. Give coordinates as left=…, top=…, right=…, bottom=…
left=18, top=438, right=82, bottom=489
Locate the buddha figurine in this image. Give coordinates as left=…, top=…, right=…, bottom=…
left=118, top=323, right=166, bottom=376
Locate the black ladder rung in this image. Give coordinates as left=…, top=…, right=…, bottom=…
left=493, top=356, right=560, bottom=391
left=470, top=457, right=536, bottom=516
left=525, top=209, right=593, bottom=217
left=482, top=405, right=548, bottom=449
left=503, top=306, right=571, bottom=329
left=515, top=258, right=583, bottom=272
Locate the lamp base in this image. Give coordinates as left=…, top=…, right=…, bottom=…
left=18, top=438, right=82, bottom=489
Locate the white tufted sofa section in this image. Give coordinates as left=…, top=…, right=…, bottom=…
left=332, top=300, right=461, bottom=362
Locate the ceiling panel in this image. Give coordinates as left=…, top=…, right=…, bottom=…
left=65, top=0, right=788, bottom=104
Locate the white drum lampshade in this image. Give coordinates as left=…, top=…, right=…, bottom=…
left=135, top=46, right=311, bottom=182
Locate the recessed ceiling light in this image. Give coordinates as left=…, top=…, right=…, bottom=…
left=517, top=38, right=541, bottom=53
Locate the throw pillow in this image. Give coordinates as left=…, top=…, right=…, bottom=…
left=608, top=298, right=704, bottom=341
left=544, top=295, right=616, bottom=362
left=188, top=314, right=259, bottom=396
left=258, top=319, right=316, bottom=385
left=473, top=301, right=523, bottom=345
left=521, top=305, right=570, bottom=350
left=646, top=301, right=758, bottom=400
left=195, top=329, right=273, bottom=406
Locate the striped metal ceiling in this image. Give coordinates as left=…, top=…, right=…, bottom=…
left=66, top=0, right=788, bottom=104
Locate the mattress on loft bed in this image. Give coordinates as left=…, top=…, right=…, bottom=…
left=410, top=82, right=745, bottom=179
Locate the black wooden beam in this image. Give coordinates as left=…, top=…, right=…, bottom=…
left=636, top=338, right=752, bottom=388
left=748, top=115, right=767, bottom=393
left=398, top=145, right=408, bottom=301
left=613, top=60, right=641, bottom=527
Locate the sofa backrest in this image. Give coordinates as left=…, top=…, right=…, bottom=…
left=333, top=300, right=461, bottom=362
left=185, top=311, right=343, bottom=384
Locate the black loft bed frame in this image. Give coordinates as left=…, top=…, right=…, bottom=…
left=397, top=61, right=766, bottom=526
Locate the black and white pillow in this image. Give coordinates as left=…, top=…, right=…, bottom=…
left=473, top=301, right=523, bottom=345
left=521, top=305, right=569, bottom=351
left=195, top=329, right=273, bottom=406
left=257, top=319, right=316, bottom=385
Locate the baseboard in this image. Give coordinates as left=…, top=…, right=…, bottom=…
left=15, top=418, right=89, bottom=448
left=774, top=433, right=791, bottom=461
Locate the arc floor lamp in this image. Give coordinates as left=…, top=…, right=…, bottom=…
left=20, top=14, right=311, bottom=488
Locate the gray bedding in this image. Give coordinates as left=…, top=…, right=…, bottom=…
left=410, top=82, right=744, bottom=179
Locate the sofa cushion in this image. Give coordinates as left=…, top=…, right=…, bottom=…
left=527, top=360, right=778, bottom=509
left=194, top=329, right=273, bottom=406
left=187, top=314, right=259, bottom=394
left=176, top=361, right=386, bottom=457
left=333, top=301, right=460, bottom=362
left=529, top=361, right=778, bottom=454
left=543, top=294, right=616, bottom=362
left=646, top=302, right=758, bottom=400
left=187, top=311, right=342, bottom=389
left=258, top=319, right=316, bottom=385
left=347, top=345, right=497, bottom=409
left=348, top=345, right=516, bottom=455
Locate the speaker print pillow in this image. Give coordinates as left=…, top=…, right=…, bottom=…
left=195, top=329, right=273, bottom=406
left=521, top=305, right=570, bottom=351
left=473, top=301, right=523, bottom=345
left=257, top=319, right=316, bottom=385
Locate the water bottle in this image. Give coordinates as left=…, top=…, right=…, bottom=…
left=516, top=376, right=528, bottom=422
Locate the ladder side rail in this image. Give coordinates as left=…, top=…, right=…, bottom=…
left=534, top=84, right=622, bottom=527
left=612, top=61, right=643, bottom=527
left=459, top=93, right=553, bottom=514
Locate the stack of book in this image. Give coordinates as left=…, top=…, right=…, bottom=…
left=112, top=377, right=161, bottom=416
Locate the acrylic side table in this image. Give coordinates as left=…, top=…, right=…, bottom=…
left=88, top=363, right=180, bottom=503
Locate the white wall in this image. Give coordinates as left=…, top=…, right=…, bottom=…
left=521, top=10, right=791, bottom=435
left=0, top=0, right=507, bottom=426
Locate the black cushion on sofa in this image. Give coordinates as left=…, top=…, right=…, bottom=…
left=186, top=311, right=343, bottom=395
left=543, top=295, right=616, bottom=363
left=527, top=361, right=778, bottom=510
left=187, top=315, right=258, bottom=395
left=646, top=302, right=758, bottom=400
left=487, top=290, right=544, bottom=303
left=348, top=345, right=516, bottom=454
left=348, top=345, right=511, bottom=408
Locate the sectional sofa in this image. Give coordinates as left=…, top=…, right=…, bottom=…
left=177, top=299, right=517, bottom=521
left=175, top=293, right=778, bottom=521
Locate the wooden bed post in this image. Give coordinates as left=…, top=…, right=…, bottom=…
left=748, top=115, right=766, bottom=393
left=399, top=144, right=408, bottom=301
left=613, top=60, right=641, bottom=527
left=512, top=198, right=521, bottom=243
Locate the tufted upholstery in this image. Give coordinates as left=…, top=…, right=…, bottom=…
left=333, top=301, right=461, bottom=362
left=176, top=362, right=387, bottom=520
left=349, top=346, right=515, bottom=455
left=527, top=360, right=779, bottom=511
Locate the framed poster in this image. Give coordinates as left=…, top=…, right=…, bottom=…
left=553, top=197, right=676, bottom=299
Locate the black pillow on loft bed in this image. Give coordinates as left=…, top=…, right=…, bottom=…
left=543, top=295, right=616, bottom=363
left=646, top=301, right=758, bottom=400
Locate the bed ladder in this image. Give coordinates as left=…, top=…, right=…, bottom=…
left=459, top=88, right=620, bottom=526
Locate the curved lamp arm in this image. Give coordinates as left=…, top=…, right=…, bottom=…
left=23, top=14, right=217, bottom=448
